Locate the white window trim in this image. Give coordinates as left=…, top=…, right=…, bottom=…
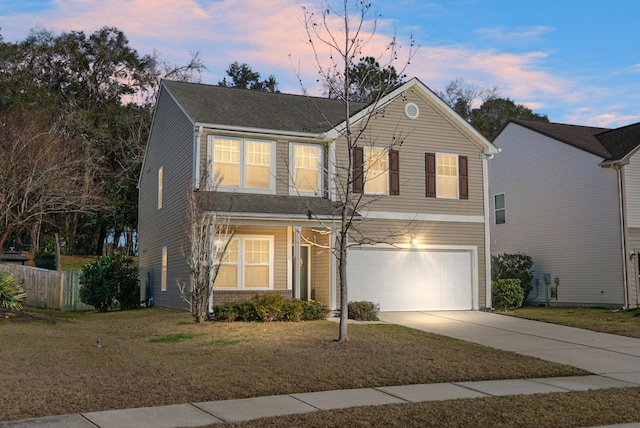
left=289, top=142, right=324, bottom=196
left=158, top=166, right=163, bottom=209
left=494, top=193, right=506, bottom=225
left=215, top=235, right=274, bottom=290
left=436, top=152, right=459, bottom=199
left=364, top=146, right=390, bottom=196
left=208, top=135, right=276, bottom=194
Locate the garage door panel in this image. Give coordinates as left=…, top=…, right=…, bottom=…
left=347, top=248, right=473, bottom=311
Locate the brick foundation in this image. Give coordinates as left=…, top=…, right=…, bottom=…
left=212, top=289, right=292, bottom=305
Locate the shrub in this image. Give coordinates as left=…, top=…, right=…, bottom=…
left=348, top=301, right=379, bottom=321
left=281, top=299, right=304, bottom=322
left=79, top=254, right=139, bottom=312
left=252, top=293, right=285, bottom=322
left=492, top=279, right=525, bottom=311
left=492, top=253, right=534, bottom=299
left=0, top=273, right=27, bottom=311
left=211, top=302, right=238, bottom=322
left=301, top=300, right=330, bottom=320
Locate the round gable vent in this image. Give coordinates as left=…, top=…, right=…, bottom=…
left=404, top=102, right=419, bottom=119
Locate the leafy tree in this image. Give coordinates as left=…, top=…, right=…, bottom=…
left=79, top=254, right=139, bottom=312
left=325, top=56, right=406, bottom=102
left=439, top=79, right=548, bottom=140
left=218, top=62, right=278, bottom=92
left=470, top=97, right=549, bottom=141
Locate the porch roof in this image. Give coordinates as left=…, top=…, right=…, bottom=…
left=197, top=192, right=358, bottom=221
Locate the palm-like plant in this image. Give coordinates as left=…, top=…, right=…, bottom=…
left=0, top=273, right=27, bottom=311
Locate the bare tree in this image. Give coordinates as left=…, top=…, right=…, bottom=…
left=300, top=0, right=415, bottom=342
left=0, top=108, right=104, bottom=250
left=178, top=173, right=234, bottom=323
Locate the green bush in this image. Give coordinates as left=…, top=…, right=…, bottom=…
left=211, top=296, right=329, bottom=322
left=301, top=300, right=330, bottom=320
left=252, top=293, right=285, bottom=322
left=348, top=301, right=379, bottom=321
left=492, top=279, right=525, bottom=311
left=0, top=273, right=27, bottom=311
left=492, top=253, right=534, bottom=299
left=79, top=254, right=139, bottom=312
left=281, top=299, right=304, bottom=322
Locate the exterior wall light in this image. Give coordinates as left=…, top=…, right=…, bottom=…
left=410, top=234, right=419, bottom=248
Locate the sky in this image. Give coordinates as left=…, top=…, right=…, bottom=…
left=0, top=0, right=639, bottom=128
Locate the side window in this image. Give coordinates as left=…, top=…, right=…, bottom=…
left=495, top=193, right=506, bottom=224
left=158, top=166, right=163, bottom=209
left=161, top=246, right=167, bottom=292
left=210, top=136, right=275, bottom=192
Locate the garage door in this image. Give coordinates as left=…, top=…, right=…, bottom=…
left=347, top=248, right=473, bottom=311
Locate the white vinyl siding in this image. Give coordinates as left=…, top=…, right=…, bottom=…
left=625, top=152, right=640, bottom=228
left=490, top=123, right=624, bottom=306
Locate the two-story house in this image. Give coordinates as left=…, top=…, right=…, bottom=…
left=490, top=119, right=640, bottom=308
left=138, top=77, right=499, bottom=312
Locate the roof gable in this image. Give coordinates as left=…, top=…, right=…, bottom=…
left=596, top=121, right=640, bottom=162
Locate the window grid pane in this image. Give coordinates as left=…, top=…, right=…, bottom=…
left=214, top=138, right=240, bottom=186
left=294, top=145, right=320, bottom=192
left=365, top=148, right=388, bottom=194
left=437, top=154, right=458, bottom=198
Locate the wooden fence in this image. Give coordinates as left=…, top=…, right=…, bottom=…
left=0, top=264, right=94, bottom=311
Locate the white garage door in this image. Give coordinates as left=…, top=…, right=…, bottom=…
left=347, top=248, right=473, bottom=311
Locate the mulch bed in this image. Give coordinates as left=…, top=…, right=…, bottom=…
left=0, top=308, right=45, bottom=322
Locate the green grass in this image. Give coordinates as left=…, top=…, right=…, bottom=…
left=149, top=333, right=198, bottom=343
left=503, top=306, right=640, bottom=338
left=0, top=308, right=585, bottom=422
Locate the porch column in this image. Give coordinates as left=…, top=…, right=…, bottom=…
left=293, top=226, right=301, bottom=299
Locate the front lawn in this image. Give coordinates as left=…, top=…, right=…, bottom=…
left=0, top=307, right=585, bottom=422
left=502, top=306, right=640, bottom=338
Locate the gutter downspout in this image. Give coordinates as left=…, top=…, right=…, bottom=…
left=482, top=153, right=493, bottom=309
left=616, top=165, right=630, bottom=309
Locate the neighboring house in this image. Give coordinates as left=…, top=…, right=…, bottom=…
left=138, top=77, right=499, bottom=312
left=490, top=119, right=640, bottom=308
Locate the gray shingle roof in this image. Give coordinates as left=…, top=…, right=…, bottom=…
left=197, top=191, right=356, bottom=220
left=596, top=122, right=640, bottom=161
left=162, top=80, right=367, bottom=134
left=510, top=119, right=611, bottom=158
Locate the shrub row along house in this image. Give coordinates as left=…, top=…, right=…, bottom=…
left=490, top=119, right=640, bottom=309
left=138, top=78, right=499, bottom=312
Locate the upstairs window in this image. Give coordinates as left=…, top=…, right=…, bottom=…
left=291, top=143, right=323, bottom=195
left=425, top=153, right=468, bottom=199
left=353, top=147, right=399, bottom=195
left=210, top=136, right=275, bottom=192
left=494, top=193, right=506, bottom=224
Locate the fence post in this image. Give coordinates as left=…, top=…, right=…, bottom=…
left=57, top=271, right=64, bottom=310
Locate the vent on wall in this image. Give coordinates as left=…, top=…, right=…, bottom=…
left=404, top=102, right=419, bottom=119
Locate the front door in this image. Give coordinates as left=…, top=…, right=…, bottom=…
left=293, top=245, right=311, bottom=300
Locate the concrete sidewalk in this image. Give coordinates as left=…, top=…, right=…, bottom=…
left=3, top=311, right=640, bottom=427
left=2, top=374, right=638, bottom=427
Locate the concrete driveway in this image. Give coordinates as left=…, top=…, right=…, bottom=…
left=378, top=310, right=640, bottom=384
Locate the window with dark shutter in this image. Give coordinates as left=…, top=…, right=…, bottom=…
left=353, top=147, right=364, bottom=193
left=425, top=152, right=436, bottom=197
left=459, top=156, right=468, bottom=200
left=389, top=149, right=399, bottom=195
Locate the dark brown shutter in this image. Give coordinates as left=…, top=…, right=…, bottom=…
left=353, top=147, right=364, bottom=193
left=389, top=149, right=399, bottom=196
left=425, top=152, right=436, bottom=197
left=459, top=155, right=468, bottom=200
